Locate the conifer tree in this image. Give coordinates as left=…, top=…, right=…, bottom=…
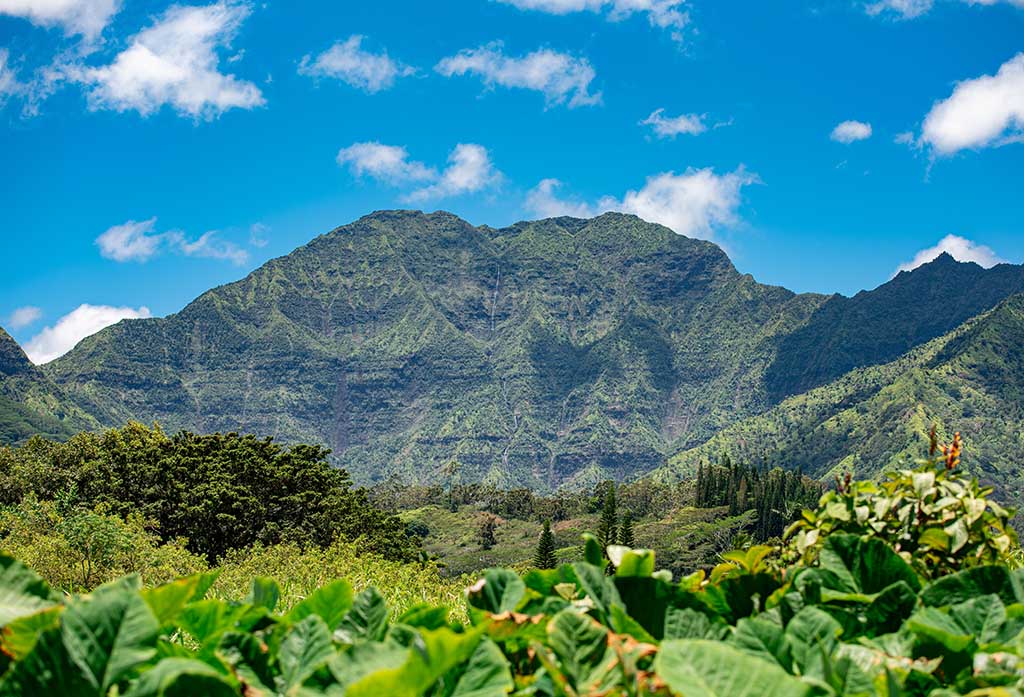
left=533, top=519, right=557, bottom=569
left=618, top=511, right=635, bottom=548
left=596, top=482, right=618, bottom=550
left=478, top=514, right=498, bottom=550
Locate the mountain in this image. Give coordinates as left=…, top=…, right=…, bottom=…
left=0, top=327, right=96, bottom=443
left=4, top=210, right=1023, bottom=491
left=656, top=293, right=1024, bottom=508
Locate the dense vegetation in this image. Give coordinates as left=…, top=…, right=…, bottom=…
left=1, top=438, right=1022, bottom=696
left=6, top=211, right=1023, bottom=492
left=0, top=423, right=421, bottom=574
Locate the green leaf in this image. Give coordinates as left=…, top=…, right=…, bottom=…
left=920, top=566, right=1023, bottom=608
left=817, top=534, right=921, bottom=596
left=278, top=615, right=335, bottom=692
left=581, top=533, right=604, bottom=568
left=665, top=607, right=730, bottom=641
left=0, top=627, right=92, bottom=697
left=323, top=640, right=408, bottom=691
left=608, top=547, right=655, bottom=578
left=215, top=631, right=274, bottom=695
left=123, top=657, right=238, bottom=697
left=141, top=575, right=208, bottom=626
left=731, top=615, right=792, bottom=671
left=0, top=554, right=58, bottom=627
left=467, top=569, right=525, bottom=614
left=0, top=605, right=62, bottom=661
left=61, top=575, right=160, bottom=693
left=571, top=562, right=622, bottom=617
left=450, top=638, right=514, bottom=697
left=609, top=605, right=656, bottom=644
left=245, top=577, right=281, bottom=613
left=785, top=606, right=842, bottom=678
left=285, top=579, right=354, bottom=630
left=907, top=607, right=973, bottom=653
left=336, top=587, right=389, bottom=644
left=394, top=604, right=448, bottom=630
left=545, top=609, right=621, bottom=695
left=345, top=627, right=482, bottom=697
left=655, top=639, right=812, bottom=697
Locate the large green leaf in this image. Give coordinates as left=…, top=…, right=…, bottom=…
left=664, top=607, right=730, bottom=641
left=215, top=630, right=275, bottom=695
left=571, top=562, right=622, bottom=617
left=245, top=577, right=281, bottom=613
left=731, top=615, right=792, bottom=671
left=123, top=657, right=238, bottom=697
left=449, top=638, right=514, bottom=697
left=920, top=566, right=1024, bottom=608
left=817, top=534, right=921, bottom=596
left=336, top=587, right=389, bottom=644
left=0, top=605, right=62, bottom=661
left=785, top=606, right=842, bottom=679
left=467, top=569, right=525, bottom=615
left=655, top=639, right=812, bottom=697
left=0, top=554, right=58, bottom=627
left=141, top=574, right=211, bottom=627
left=322, top=640, right=408, bottom=691
left=344, top=627, right=481, bottom=697
left=285, top=579, right=354, bottom=632
left=62, top=576, right=160, bottom=694
left=545, top=609, right=621, bottom=695
left=278, top=615, right=335, bottom=692
left=0, top=627, right=92, bottom=697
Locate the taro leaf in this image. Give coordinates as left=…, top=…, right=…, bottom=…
left=245, top=577, right=281, bottom=613
left=0, top=627, right=92, bottom=696
left=545, top=609, right=621, bottom=695
left=608, top=547, right=655, bottom=578
left=949, top=595, right=1007, bottom=646
left=468, top=569, right=526, bottom=615
left=731, top=615, right=792, bottom=672
left=285, top=579, right=354, bottom=631
left=572, top=562, right=622, bottom=617
left=450, top=638, right=514, bottom=697
left=609, top=605, right=656, bottom=644
left=786, top=606, right=842, bottom=679
left=216, top=630, right=274, bottom=695
left=61, top=575, right=160, bottom=694
left=817, top=534, right=921, bottom=597
left=522, top=566, right=577, bottom=597
left=177, top=599, right=269, bottom=648
left=920, top=566, right=1023, bottom=608
left=615, top=576, right=673, bottom=639
left=323, top=640, right=408, bottom=691
left=864, top=581, right=919, bottom=637
left=581, top=533, right=604, bottom=568
left=122, top=657, right=238, bottom=697
left=336, top=587, right=389, bottom=644
left=906, top=607, right=974, bottom=653
left=0, top=554, right=59, bottom=627
left=278, top=615, right=335, bottom=693
left=395, top=604, right=449, bottom=631
left=655, top=639, right=812, bottom=697
left=664, top=607, right=730, bottom=641
left=142, top=574, right=210, bottom=627
left=344, top=626, right=482, bottom=697
left=701, top=572, right=780, bottom=623
left=0, top=605, right=62, bottom=661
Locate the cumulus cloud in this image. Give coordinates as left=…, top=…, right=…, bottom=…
left=640, top=108, right=706, bottom=138
left=496, top=0, right=689, bottom=40
left=336, top=142, right=437, bottom=184
left=96, top=218, right=250, bottom=265
left=436, top=43, right=600, bottom=108
left=76, top=1, right=263, bottom=119
left=24, top=303, right=151, bottom=364
left=895, top=234, right=1006, bottom=274
left=0, top=0, right=121, bottom=39
left=525, top=166, right=759, bottom=239
left=337, top=142, right=501, bottom=201
left=299, top=35, right=414, bottom=93
left=919, top=53, right=1024, bottom=156
left=6, top=306, right=42, bottom=330
left=831, top=120, right=873, bottom=143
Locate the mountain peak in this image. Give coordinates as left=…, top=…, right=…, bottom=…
left=0, top=327, right=34, bottom=378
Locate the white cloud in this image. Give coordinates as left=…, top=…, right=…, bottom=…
left=641, top=108, right=707, bottom=137
left=337, top=142, right=501, bottom=201
left=172, top=230, right=248, bottom=265
left=866, top=0, right=1024, bottom=18
left=0, top=49, right=22, bottom=106
left=436, top=43, right=600, bottom=108
left=496, top=0, right=689, bottom=39
left=24, top=303, right=151, bottom=364
left=96, top=217, right=165, bottom=262
left=895, top=234, right=1005, bottom=274
left=525, top=166, right=759, bottom=239
left=77, top=1, right=263, bottom=119
left=0, top=0, right=121, bottom=39
left=919, top=52, right=1024, bottom=156
left=299, top=35, right=414, bottom=93
left=894, top=131, right=915, bottom=145
left=525, top=178, right=596, bottom=218
left=6, top=306, right=42, bottom=330
left=249, top=222, right=269, bottom=248
left=406, top=144, right=502, bottom=202
left=96, top=217, right=249, bottom=265
left=337, top=142, right=436, bottom=184
left=830, top=120, right=873, bottom=143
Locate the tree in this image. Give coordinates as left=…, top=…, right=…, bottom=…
left=533, top=519, right=557, bottom=569
left=618, top=511, right=635, bottom=548
left=596, top=482, right=617, bottom=550
left=478, top=514, right=498, bottom=551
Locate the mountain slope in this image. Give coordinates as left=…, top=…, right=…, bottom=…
left=0, top=327, right=97, bottom=443
left=25, top=210, right=1024, bottom=490
left=657, top=293, right=1024, bottom=507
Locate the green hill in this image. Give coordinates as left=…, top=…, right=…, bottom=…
left=3, top=210, right=1023, bottom=491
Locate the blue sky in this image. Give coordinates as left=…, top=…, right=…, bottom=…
left=1, top=0, right=1022, bottom=362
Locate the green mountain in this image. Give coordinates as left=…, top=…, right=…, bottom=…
left=656, top=293, right=1024, bottom=507
left=4, top=210, right=1024, bottom=491
left=0, top=327, right=96, bottom=443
